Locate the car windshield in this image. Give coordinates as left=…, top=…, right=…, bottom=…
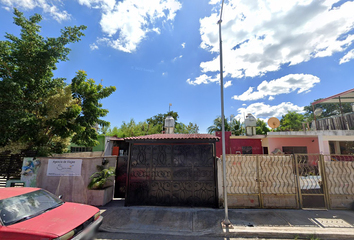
left=0, top=189, right=63, bottom=226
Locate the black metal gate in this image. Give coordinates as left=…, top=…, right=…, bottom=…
left=126, top=144, right=217, bottom=207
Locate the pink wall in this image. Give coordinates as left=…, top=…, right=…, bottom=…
left=268, top=137, right=319, bottom=154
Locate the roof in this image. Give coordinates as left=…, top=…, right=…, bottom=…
left=312, top=88, right=354, bottom=105
left=0, top=187, right=40, bottom=200
left=125, top=134, right=220, bottom=141
left=106, top=136, right=124, bottom=141
left=230, top=135, right=266, bottom=139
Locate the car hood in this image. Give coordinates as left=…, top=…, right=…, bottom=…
left=7, top=202, right=99, bottom=237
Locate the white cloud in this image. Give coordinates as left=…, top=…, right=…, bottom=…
left=268, top=96, right=274, bottom=101
left=90, top=43, right=99, bottom=50
left=196, top=0, right=354, bottom=81
left=0, top=0, right=71, bottom=22
left=79, top=0, right=182, bottom=53
left=232, top=74, right=320, bottom=101
left=208, top=0, right=220, bottom=4
left=234, top=102, right=305, bottom=121
left=339, top=49, right=354, bottom=64
left=162, top=72, right=167, bottom=76
left=172, top=55, right=183, bottom=62
left=186, top=74, right=219, bottom=85
left=181, top=42, right=185, bottom=48
left=224, top=80, right=232, bottom=88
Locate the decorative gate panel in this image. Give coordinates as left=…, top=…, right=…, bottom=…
left=126, top=144, right=216, bottom=207
left=295, top=154, right=328, bottom=209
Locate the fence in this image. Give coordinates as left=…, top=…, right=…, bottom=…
left=309, top=112, right=354, bottom=130
left=218, top=154, right=354, bottom=210
left=0, top=153, right=26, bottom=188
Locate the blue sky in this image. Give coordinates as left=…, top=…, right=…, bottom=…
left=1, top=0, right=353, bottom=133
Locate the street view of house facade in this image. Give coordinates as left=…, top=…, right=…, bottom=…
left=1, top=0, right=354, bottom=239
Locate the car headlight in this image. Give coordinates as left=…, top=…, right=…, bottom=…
left=53, top=230, right=75, bottom=240
left=94, top=212, right=100, bottom=221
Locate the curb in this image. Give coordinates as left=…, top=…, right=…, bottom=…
left=223, top=226, right=354, bottom=240
left=99, top=226, right=354, bottom=240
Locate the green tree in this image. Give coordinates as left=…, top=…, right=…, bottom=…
left=207, top=116, right=243, bottom=136
left=0, top=10, right=115, bottom=156
left=106, top=119, right=161, bottom=138
left=303, top=98, right=352, bottom=122
left=256, top=119, right=270, bottom=135
left=279, top=111, right=304, bottom=131
left=175, top=122, right=199, bottom=134
left=207, top=116, right=229, bottom=134
left=107, top=111, right=200, bottom=137
left=70, top=71, right=116, bottom=147
left=146, top=111, right=179, bottom=133
left=230, top=118, right=244, bottom=136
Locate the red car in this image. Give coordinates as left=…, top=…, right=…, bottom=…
left=0, top=187, right=103, bottom=240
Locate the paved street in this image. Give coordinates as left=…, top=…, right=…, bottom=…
left=95, top=232, right=294, bottom=240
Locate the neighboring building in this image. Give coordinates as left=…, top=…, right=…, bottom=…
left=267, top=130, right=354, bottom=155
left=216, top=130, right=354, bottom=157
left=215, top=89, right=354, bottom=157
left=215, top=131, right=266, bottom=156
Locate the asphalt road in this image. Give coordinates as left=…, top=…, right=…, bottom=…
left=95, top=231, right=294, bottom=240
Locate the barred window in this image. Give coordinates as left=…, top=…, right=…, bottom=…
left=242, top=146, right=252, bottom=154
left=70, top=147, right=93, bottom=153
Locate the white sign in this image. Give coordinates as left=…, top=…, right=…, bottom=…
left=47, top=159, right=82, bottom=176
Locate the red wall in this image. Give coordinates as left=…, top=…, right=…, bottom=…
left=215, top=131, right=262, bottom=157
left=229, top=139, right=263, bottom=155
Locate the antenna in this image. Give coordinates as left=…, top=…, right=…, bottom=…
left=169, top=103, right=172, bottom=112
left=267, top=117, right=280, bottom=129
left=314, top=107, right=323, bottom=117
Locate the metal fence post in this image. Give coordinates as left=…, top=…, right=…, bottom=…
left=256, top=155, right=263, bottom=208
left=294, top=154, right=302, bottom=209
left=320, top=154, right=331, bottom=209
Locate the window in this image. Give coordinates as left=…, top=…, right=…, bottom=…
left=242, top=146, right=252, bottom=154
left=282, top=146, right=307, bottom=154
left=70, top=147, right=93, bottom=153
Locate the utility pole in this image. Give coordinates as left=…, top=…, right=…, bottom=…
left=218, top=0, right=232, bottom=228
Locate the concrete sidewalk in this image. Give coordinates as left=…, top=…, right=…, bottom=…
left=98, top=200, right=354, bottom=239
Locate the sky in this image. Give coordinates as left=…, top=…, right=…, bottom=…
left=0, top=0, right=354, bottom=133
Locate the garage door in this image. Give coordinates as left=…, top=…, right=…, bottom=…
left=126, top=144, right=216, bottom=207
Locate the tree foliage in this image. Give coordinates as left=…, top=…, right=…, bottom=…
left=207, top=116, right=244, bottom=136
left=107, top=119, right=160, bottom=138
left=0, top=10, right=115, bottom=156
left=146, top=111, right=179, bottom=133
left=107, top=111, right=199, bottom=137
left=279, top=111, right=304, bottom=131
left=256, top=119, right=270, bottom=135
left=175, top=122, right=199, bottom=134
left=303, top=98, right=352, bottom=122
